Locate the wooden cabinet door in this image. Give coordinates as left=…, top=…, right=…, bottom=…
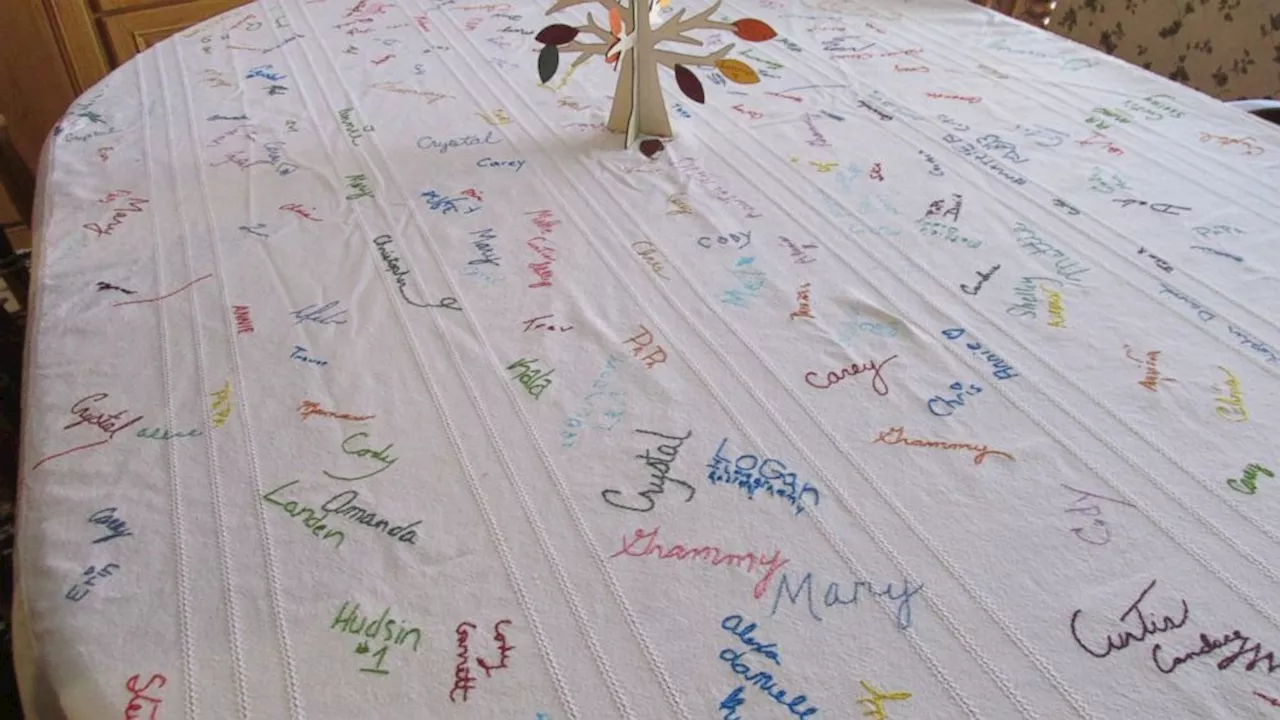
left=100, top=0, right=251, bottom=66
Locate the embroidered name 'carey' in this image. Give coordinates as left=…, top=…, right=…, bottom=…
left=804, top=355, right=898, bottom=396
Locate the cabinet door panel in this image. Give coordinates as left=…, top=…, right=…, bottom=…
left=100, top=0, right=251, bottom=65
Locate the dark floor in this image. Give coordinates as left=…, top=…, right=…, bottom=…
left=2, top=488, right=17, bottom=718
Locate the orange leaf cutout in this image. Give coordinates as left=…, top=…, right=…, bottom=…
left=609, top=8, right=623, bottom=38
left=733, top=18, right=777, bottom=42
left=715, top=59, right=760, bottom=85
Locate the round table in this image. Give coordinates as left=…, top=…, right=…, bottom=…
left=16, top=0, right=1280, bottom=718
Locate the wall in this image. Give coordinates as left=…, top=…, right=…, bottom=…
left=1051, top=0, right=1280, bottom=100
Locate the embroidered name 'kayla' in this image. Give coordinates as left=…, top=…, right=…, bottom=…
left=610, top=526, right=789, bottom=599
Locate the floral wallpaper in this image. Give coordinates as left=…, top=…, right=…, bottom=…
left=1049, top=0, right=1280, bottom=100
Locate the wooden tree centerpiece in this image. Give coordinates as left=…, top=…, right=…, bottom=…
left=536, top=0, right=777, bottom=142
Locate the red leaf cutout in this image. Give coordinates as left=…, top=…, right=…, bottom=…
left=536, top=23, right=579, bottom=46
left=733, top=18, right=778, bottom=42
left=673, top=64, right=705, bottom=104
left=639, top=139, right=664, bottom=158
left=538, top=44, right=560, bottom=84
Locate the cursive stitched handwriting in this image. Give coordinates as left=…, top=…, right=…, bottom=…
left=1213, top=366, right=1248, bottom=422
left=262, top=480, right=346, bottom=548
left=292, top=300, right=349, bottom=326
left=522, top=314, right=573, bottom=333
left=290, top=345, right=328, bottom=367
left=1063, top=483, right=1134, bottom=546
left=873, top=425, right=1013, bottom=465
left=771, top=569, right=924, bottom=630
left=960, top=264, right=1000, bottom=295
left=299, top=399, right=375, bottom=423
left=34, top=394, right=144, bottom=470
left=88, top=507, right=132, bottom=544
left=1124, top=345, right=1175, bottom=391
left=1227, top=463, right=1274, bottom=496
left=610, top=526, right=789, bottom=599
left=1070, top=579, right=1188, bottom=658
left=475, top=620, right=514, bottom=677
left=856, top=680, right=911, bottom=720
left=417, top=130, right=502, bottom=154
left=322, top=488, right=420, bottom=544
left=451, top=622, right=479, bottom=702
left=469, top=227, right=501, bottom=266
left=602, top=429, right=694, bottom=512
left=124, top=673, right=166, bottom=720
left=83, top=197, right=149, bottom=237
left=373, top=235, right=461, bottom=310
left=927, top=381, right=982, bottom=417
left=632, top=240, right=672, bottom=280
left=324, top=431, right=398, bottom=482
left=804, top=355, right=898, bottom=396
left=941, top=327, right=1020, bottom=380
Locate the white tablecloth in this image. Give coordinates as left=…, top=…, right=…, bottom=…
left=16, top=0, right=1280, bottom=718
